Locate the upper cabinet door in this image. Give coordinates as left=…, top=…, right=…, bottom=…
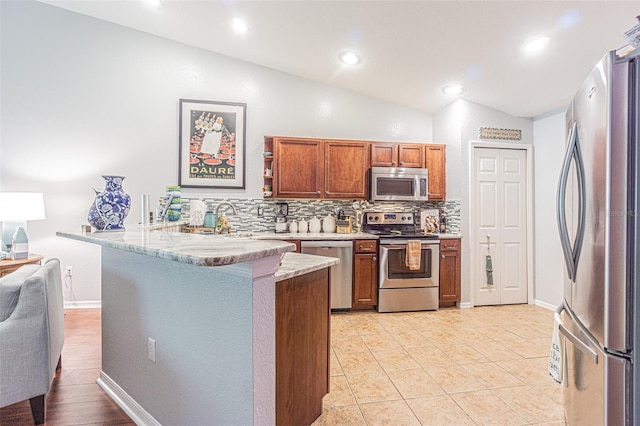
left=371, top=142, right=424, bottom=168
left=274, top=138, right=324, bottom=198
left=370, top=143, right=399, bottom=167
left=425, top=144, right=446, bottom=200
left=324, top=141, right=370, bottom=199
left=397, top=144, right=425, bottom=168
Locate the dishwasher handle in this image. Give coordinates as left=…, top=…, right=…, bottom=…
left=300, top=240, right=353, bottom=249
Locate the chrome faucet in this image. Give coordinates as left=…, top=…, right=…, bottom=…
left=214, top=202, right=238, bottom=233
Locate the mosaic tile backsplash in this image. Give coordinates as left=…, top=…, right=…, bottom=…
left=178, top=197, right=461, bottom=235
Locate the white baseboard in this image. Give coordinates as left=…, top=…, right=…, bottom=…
left=97, top=371, right=160, bottom=426
left=458, top=302, right=472, bottom=309
left=64, top=300, right=101, bottom=309
left=534, top=299, right=558, bottom=311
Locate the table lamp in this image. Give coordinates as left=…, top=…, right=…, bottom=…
left=0, top=192, right=46, bottom=259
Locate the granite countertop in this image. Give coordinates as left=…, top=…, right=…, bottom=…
left=138, top=219, right=188, bottom=230
left=253, top=231, right=378, bottom=240
left=438, top=234, right=462, bottom=239
left=254, top=231, right=462, bottom=240
left=56, top=230, right=295, bottom=267
left=275, top=252, right=339, bottom=282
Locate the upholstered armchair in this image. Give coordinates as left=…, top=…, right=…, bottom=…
left=0, top=258, right=64, bottom=424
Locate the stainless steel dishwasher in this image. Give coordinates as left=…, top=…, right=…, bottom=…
left=300, top=240, right=353, bottom=310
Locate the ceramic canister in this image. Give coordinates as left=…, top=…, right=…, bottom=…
left=309, top=216, right=321, bottom=233
left=322, top=215, right=336, bottom=233
left=289, top=221, right=298, bottom=233
left=298, top=218, right=308, bottom=233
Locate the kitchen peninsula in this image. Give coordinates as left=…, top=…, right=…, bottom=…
left=56, top=229, right=338, bottom=426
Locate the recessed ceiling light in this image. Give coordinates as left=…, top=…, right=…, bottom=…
left=339, top=51, right=361, bottom=66
left=231, top=18, right=250, bottom=34
left=143, top=0, right=161, bottom=8
left=442, top=84, right=465, bottom=95
left=522, top=37, right=550, bottom=53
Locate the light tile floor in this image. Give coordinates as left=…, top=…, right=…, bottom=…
left=313, top=304, right=565, bottom=426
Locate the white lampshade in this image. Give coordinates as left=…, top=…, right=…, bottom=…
left=0, top=192, right=46, bottom=221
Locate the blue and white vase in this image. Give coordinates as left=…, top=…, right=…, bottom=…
left=88, top=175, right=131, bottom=231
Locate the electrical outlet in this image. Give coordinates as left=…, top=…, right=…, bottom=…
left=148, top=337, right=156, bottom=363
left=64, top=266, right=73, bottom=277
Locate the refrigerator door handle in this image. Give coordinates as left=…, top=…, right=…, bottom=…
left=557, top=122, right=577, bottom=280
left=572, top=123, right=587, bottom=279
left=559, top=323, right=599, bottom=364
left=556, top=121, right=587, bottom=281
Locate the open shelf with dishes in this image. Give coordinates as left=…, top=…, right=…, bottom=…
left=263, top=136, right=274, bottom=198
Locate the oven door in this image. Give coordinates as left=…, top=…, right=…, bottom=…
left=379, top=243, right=439, bottom=289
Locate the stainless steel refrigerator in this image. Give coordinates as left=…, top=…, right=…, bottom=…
left=556, top=47, right=639, bottom=425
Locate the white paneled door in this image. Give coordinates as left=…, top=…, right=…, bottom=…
left=473, top=147, right=528, bottom=306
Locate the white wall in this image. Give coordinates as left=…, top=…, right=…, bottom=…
left=434, top=100, right=534, bottom=305
left=533, top=110, right=566, bottom=308
left=1, top=1, right=433, bottom=304
left=460, top=101, right=534, bottom=305
left=433, top=101, right=462, bottom=200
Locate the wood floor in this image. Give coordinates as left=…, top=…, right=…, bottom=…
left=0, top=309, right=133, bottom=426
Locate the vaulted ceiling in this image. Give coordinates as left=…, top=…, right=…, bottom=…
left=41, top=1, right=639, bottom=117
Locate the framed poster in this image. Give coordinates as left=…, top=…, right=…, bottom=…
left=179, top=99, right=246, bottom=189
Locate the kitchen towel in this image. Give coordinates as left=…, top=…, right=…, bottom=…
left=405, top=240, right=422, bottom=270
left=548, top=311, right=565, bottom=383
left=189, top=200, right=207, bottom=226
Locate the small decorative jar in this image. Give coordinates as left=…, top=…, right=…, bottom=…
left=322, top=215, right=336, bottom=233
left=298, top=218, right=308, bottom=233
left=87, top=175, right=131, bottom=231
left=289, top=221, right=298, bottom=233
left=309, top=216, right=321, bottom=233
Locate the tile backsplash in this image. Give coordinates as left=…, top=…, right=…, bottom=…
left=179, top=197, right=461, bottom=235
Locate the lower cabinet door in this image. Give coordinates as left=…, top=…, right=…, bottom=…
left=353, top=253, right=377, bottom=309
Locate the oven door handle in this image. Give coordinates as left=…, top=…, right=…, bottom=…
left=382, top=245, right=409, bottom=250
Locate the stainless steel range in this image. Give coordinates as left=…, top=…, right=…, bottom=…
left=363, top=211, right=439, bottom=312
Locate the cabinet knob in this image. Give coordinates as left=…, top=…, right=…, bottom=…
left=372, top=256, right=377, bottom=261
left=400, top=161, right=404, bottom=165
left=441, top=254, right=445, bottom=259
left=392, top=161, right=396, bottom=166
left=326, top=191, right=330, bottom=195
left=316, top=190, right=321, bottom=195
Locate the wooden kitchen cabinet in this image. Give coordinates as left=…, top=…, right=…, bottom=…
left=273, top=137, right=324, bottom=198
left=352, top=240, right=378, bottom=310
left=439, top=238, right=461, bottom=307
left=276, top=268, right=330, bottom=425
left=272, top=137, right=369, bottom=199
left=371, top=143, right=424, bottom=168
left=425, top=144, right=446, bottom=200
left=324, top=140, right=370, bottom=199
left=283, top=239, right=300, bottom=253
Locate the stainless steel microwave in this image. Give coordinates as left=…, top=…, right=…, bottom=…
left=370, top=167, right=429, bottom=201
